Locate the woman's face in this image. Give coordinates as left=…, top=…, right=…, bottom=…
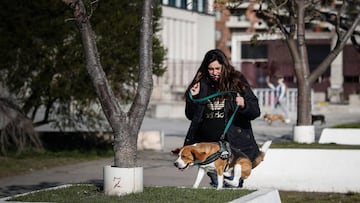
left=207, top=60, right=222, bottom=81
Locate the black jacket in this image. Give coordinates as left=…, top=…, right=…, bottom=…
left=184, top=77, right=261, bottom=162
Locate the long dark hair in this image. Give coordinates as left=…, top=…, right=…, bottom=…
left=185, top=49, right=248, bottom=98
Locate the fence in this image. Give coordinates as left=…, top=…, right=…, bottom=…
left=254, top=88, right=298, bottom=114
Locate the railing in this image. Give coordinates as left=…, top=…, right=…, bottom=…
left=254, top=88, right=298, bottom=113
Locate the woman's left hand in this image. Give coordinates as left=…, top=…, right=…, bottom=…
left=236, top=93, right=245, bottom=108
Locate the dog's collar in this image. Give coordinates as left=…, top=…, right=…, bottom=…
left=194, top=141, right=231, bottom=165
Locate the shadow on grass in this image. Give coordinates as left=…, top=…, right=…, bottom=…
left=0, top=179, right=103, bottom=198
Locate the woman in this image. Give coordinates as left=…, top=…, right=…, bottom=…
left=266, top=75, right=291, bottom=123
left=183, top=49, right=261, bottom=187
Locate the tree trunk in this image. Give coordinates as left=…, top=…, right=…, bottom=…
left=295, top=0, right=312, bottom=126
left=114, top=0, right=154, bottom=167
left=296, top=80, right=312, bottom=125
left=63, top=0, right=154, bottom=168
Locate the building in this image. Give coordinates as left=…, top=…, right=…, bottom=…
left=149, top=0, right=360, bottom=118
left=149, top=0, right=216, bottom=117
left=216, top=1, right=360, bottom=103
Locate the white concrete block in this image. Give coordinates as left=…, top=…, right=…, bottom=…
left=349, top=94, right=360, bottom=106
left=294, top=125, right=315, bottom=143
left=103, top=166, right=143, bottom=196
left=244, top=149, right=360, bottom=193
left=319, top=128, right=360, bottom=145
left=229, top=189, right=281, bottom=203
left=137, top=130, right=164, bottom=151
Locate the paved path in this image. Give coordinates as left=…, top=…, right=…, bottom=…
left=0, top=112, right=359, bottom=198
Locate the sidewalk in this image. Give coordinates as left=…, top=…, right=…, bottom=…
left=0, top=112, right=359, bottom=198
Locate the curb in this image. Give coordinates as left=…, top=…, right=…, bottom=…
left=229, top=189, right=281, bottom=203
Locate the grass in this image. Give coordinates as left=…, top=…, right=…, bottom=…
left=10, top=185, right=252, bottom=203
left=271, top=142, right=360, bottom=149
left=279, top=191, right=360, bottom=203
left=8, top=185, right=360, bottom=203
left=333, top=122, right=360, bottom=128
left=3, top=122, right=360, bottom=202
left=0, top=148, right=113, bottom=178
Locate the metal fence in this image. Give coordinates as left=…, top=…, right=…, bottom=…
left=254, top=88, right=298, bottom=113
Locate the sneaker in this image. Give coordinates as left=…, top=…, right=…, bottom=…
left=207, top=172, right=218, bottom=187
left=224, top=176, right=244, bottom=188
left=285, top=119, right=291, bottom=124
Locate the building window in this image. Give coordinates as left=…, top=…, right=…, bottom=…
left=241, top=44, right=268, bottom=59
left=169, top=0, right=176, bottom=6
left=180, top=0, right=187, bottom=9
left=176, top=0, right=181, bottom=7
left=344, top=76, right=360, bottom=83
left=192, top=0, right=198, bottom=12
left=307, top=44, right=331, bottom=82
left=198, top=0, right=205, bottom=12
left=203, top=0, right=208, bottom=13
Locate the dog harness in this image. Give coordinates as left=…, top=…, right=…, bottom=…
left=194, top=141, right=232, bottom=165
left=189, top=91, right=239, bottom=165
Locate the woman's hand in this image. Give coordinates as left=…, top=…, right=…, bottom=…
left=236, top=93, right=245, bottom=108
left=190, top=82, right=200, bottom=96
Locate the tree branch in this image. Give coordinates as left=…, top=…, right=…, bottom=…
left=129, top=0, right=154, bottom=132
left=309, top=13, right=360, bottom=83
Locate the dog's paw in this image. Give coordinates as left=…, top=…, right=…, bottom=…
left=224, top=178, right=239, bottom=187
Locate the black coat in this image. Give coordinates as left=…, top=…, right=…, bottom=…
left=184, top=77, right=261, bottom=162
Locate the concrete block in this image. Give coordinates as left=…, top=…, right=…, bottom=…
left=244, top=149, right=360, bottom=193
left=319, top=128, right=360, bottom=145
left=137, top=130, right=164, bottom=151
left=349, top=94, right=360, bottom=106
left=229, top=189, right=281, bottom=203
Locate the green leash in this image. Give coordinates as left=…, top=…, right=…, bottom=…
left=189, top=90, right=240, bottom=160
left=188, top=91, right=240, bottom=138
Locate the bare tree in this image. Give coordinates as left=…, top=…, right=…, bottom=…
left=63, top=0, right=153, bottom=167
left=284, top=1, right=360, bottom=125
left=224, top=0, right=360, bottom=126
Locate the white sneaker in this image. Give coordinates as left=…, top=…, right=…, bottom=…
left=285, top=119, right=291, bottom=124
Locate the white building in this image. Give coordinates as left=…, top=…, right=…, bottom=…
left=149, top=0, right=215, bottom=118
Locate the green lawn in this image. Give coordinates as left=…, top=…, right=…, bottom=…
left=2, top=122, right=360, bottom=202
left=9, top=185, right=252, bottom=203
left=8, top=184, right=360, bottom=203
left=0, top=149, right=113, bottom=178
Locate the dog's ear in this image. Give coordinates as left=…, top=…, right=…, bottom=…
left=171, top=147, right=181, bottom=155
left=191, top=148, right=207, bottom=161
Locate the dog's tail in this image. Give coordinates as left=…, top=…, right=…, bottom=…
left=260, top=140, right=272, bottom=153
